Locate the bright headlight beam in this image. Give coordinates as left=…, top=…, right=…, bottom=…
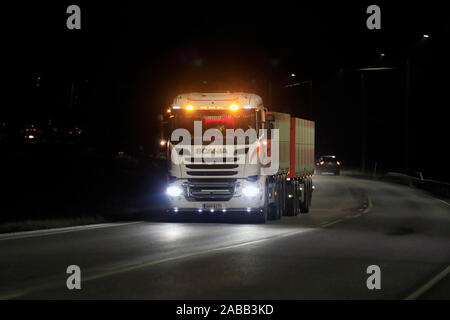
left=166, top=186, right=183, bottom=197
left=242, top=185, right=258, bottom=197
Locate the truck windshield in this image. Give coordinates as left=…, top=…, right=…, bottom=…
left=170, top=110, right=257, bottom=137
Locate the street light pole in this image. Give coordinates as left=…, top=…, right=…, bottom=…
left=360, top=72, right=367, bottom=173
left=357, top=66, right=397, bottom=173
left=283, top=79, right=313, bottom=119
left=69, top=81, right=75, bottom=110
left=405, top=58, right=410, bottom=174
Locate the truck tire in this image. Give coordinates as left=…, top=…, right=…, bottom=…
left=300, top=179, right=310, bottom=214
left=257, top=202, right=268, bottom=224
left=268, top=203, right=278, bottom=220
left=257, top=181, right=269, bottom=223
left=276, top=179, right=283, bottom=219
left=268, top=180, right=278, bottom=220
left=300, top=177, right=313, bottom=213
left=284, top=181, right=296, bottom=216
left=300, top=199, right=309, bottom=213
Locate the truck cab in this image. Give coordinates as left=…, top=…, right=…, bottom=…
left=164, top=92, right=270, bottom=219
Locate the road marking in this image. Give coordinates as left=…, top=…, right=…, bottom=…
left=362, top=197, right=373, bottom=213
left=77, top=228, right=313, bottom=283
left=321, top=219, right=343, bottom=228
left=0, top=222, right=142, bottom=241
left=0, top=227, right=314, bottom=299
left=433, top=198, right=449, bottom=206
left=318, top=196, right=372, bottom=228
left=404, top=265, right=450, bottom=300
left=0, top=292, right=25, bottom=300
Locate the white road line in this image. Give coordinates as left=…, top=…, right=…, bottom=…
left=404, top=265, right=450, bottom=300
left=321, top=219, right=342, bottom=228
left=0, top=227, right=314, bottom=299
left=0, top=222, right=142, bottom=241
left=433, top=197, right=450, bottom=206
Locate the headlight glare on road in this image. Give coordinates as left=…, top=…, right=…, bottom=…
left=166, top=185, right=183, bottom=197
left=242, top=184, right=259, bottom=197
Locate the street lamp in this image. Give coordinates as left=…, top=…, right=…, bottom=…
left=356, top=66, right=397, bottom=173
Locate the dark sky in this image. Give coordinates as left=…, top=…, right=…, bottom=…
left=3, top=1, right=449, bottom=181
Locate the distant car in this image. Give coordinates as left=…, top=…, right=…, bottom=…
left=316, top=155, right=341, bottom=175
left=65, top=127, right=83, bottom=137
left=22, top=125, right=41, bottom=143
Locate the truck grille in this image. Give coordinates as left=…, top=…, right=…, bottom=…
left=186, top=179, right=236, bottom=201
left=187, top=171, right=238, bottom=176
left=184, top=157, right=239, bottom=163
left=185, top=164, right=239, bottom=169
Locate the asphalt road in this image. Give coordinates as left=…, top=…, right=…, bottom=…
left=1, top=174, right=449, bottom=299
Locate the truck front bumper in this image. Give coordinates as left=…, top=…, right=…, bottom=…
left=166, top=196, right=264, bottom=213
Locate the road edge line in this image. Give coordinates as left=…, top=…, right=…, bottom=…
left=0, top=222, right=142, bottom=241
left=404, top=265, right=450, bottom=300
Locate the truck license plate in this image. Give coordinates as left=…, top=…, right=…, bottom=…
left=202, top=203, right=222, bottom=210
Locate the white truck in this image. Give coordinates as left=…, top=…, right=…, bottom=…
left=162, top=92, right=314, bottom=223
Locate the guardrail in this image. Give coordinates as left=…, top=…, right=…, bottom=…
left=382, top=172, right=450, bottom=198
left=339, top=170, right=450, bottom=198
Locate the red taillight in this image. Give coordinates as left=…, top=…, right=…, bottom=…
left=69, top=131, right=72, bottom=135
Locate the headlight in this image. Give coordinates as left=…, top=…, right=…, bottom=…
left=166, top=185, right=183, bottom=197
left=242, top=184, right=259, bottom=197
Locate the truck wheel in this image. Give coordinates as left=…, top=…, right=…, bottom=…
left=256, top=205, right=268, bottom=224
left=268, top=203, right=277, bottom=220
left=267, top=180, right=278, bottom=220
left=300, top=179, right=310, bottom=214
left=257, top=182, right=269, bottom=223
left=300, top=199, right=309, bottom=213
left=284, top=181, right=296, bottom=216
left=276, top=179, right=282, bottom=219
